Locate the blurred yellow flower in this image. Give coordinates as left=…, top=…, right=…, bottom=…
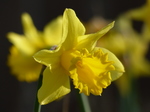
left=34, top=8, right=124, bottom=105
left=127, top=0, right=150, bottom=41
left=7, top=13, right=63, bottom=82
left=117, top=15, right=150, bottom=76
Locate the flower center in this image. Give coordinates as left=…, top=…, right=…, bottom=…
left=61, top=48, right=115, bottom=96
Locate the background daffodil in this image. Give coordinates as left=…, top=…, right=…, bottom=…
left=126, top=0, right=150, bottom=42
left=34, top=8, right=125, bottom=105
left=7, top=13, right=63, bottom=82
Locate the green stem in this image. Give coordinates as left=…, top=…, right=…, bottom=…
left=34, top=66, right=46, bottom=112
left=77, top=91, right=91, bottom=112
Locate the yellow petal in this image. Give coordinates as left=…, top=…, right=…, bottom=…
left=38, top=67, right=70, bottom=105
left=76, top=21, right=115, bottom=51
left=33, top=49, right=61, bottom=68
left=43, top=16, right=63, bottom=46
left=95, top=47, right=125, bottom=81
left=22, top=13, right=44, bottom=47
left=62, top=8, right=86, bottom=50
left=7, top=32, right=36, bottom=55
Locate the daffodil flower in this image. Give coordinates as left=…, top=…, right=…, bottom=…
left=7, top=13, right=63, bottom=82
left=34, top=8, right=125, bottom=105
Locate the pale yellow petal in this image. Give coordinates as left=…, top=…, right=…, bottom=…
left=38, top=67, right=70, bottom=105
left=7, top=32, right=36, bottom=55
left=94, top=47, right=125, bottom=81
left=43, top=16, right=63, bottom=46
left=22, top=13, right=44, bottom=47
left=62, top=8, right=86, bottom=50
left=33, top=49, right=61, bottom=68
left=76, top=21, right=115, bottom=51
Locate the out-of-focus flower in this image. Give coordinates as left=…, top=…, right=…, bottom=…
left=126, top=0, right=150, bottom=41
left=127, top=0, right=150, bottom=22
left=117, top=14, right=150, bottom=96
left=7, top=13, right=63, bottom=82
left=34, top=8, right=124, bottom=105
left=117, top=15, right=150, bottom=77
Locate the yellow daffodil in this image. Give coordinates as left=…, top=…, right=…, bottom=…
left=7, top=13, right=63, bottom=82
left=33, top=8, right=124, bottom=105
